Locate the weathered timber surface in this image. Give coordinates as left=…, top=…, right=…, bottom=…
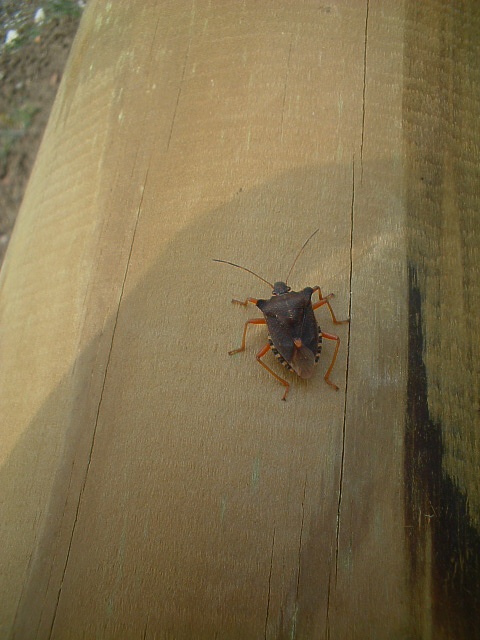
left=0, top=1, right=478, bottom=639
left=404, top=3, right=480, bottom=638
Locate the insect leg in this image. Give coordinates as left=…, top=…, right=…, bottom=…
left=231, top=297, right=258, bottom=306
left=312, top=287, right=349, bottom=324
left=320, top=331, right=341, bottom=390
left=256, top=343, right=290, bottom=401
left=228, top=318, right=266, bottom=355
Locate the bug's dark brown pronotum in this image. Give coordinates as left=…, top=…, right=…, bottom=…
left=214, top=229, right=349, bottom=400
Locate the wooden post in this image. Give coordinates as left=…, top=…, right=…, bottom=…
left=0, top=1, right=478, bottom=638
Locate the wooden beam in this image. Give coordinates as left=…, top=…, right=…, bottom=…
left=0, top=1, right=478, bottom=638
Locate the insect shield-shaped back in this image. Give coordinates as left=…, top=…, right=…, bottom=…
left=256, top=286, right=320, bottom=379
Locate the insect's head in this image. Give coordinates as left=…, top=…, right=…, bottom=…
left=272, top=281, right=291, bottom=296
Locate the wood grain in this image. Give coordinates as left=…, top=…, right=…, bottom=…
left=0, top=1, right=478, bottom=638
left=404, top=2, right=480, bottom=637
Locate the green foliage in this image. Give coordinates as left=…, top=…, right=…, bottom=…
left=2, top=1, right=84, bottom=51
left=0, top=103, right=40, bottom=175
left=47, top=0, right=83, bottom=19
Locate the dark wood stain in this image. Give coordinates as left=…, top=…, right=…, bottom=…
left=404, top=1, right=480, bottom=635
left=406, top=265, right=480, bottom=638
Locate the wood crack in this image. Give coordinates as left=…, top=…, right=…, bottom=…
left=291, top=475, right=307, bottom=637
left=280, top=41, right=293, bottom=141
left=360, top=0, right=370, bottom=178
left=333, top=157, right=355, bottom=580
left=47, top=163, right=151, bottom=638
left=326, top=156, right=355, bottom=633
left=264, top=527, right=275, bottom=639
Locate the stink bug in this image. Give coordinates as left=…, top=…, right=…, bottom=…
left=214, top=229, right=349, bottom=400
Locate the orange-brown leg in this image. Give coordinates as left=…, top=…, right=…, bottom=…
left=321, top=331, right=342, bottom=390
left=312, top=286, right=349, bottom=324
left=228, top=318, right=266, bottom=355
left=256, top=343, right=290, bottom=401
left=231, top=297, right=258, bottom=307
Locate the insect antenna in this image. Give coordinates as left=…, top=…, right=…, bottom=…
left=213, top=259, right=274, bottom=289
left=284, top=228, right=319, bottom=284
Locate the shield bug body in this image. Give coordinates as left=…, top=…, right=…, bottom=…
left=214, top=230, right=349, bottom=400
